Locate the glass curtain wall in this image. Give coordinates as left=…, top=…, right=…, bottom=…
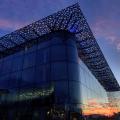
left=107, top=91, right=120, bottom=115
left=0, top=31, right=111, bottom=119
left=0, top=31, right=81, bottom=119
left=79, top=60, right=110, bottom=117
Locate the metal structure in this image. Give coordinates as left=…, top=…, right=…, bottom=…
left=0, top=3, right=119, bottom=91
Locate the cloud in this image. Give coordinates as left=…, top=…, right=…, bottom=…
left=117, top=43, right=120, bottom=51
left=91, top=17, right=120, bottom=52
left=0, top=18, right=28, bottom=30
left=82, top=98, right=120, bottom=116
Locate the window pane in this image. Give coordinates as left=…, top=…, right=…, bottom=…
left=35, top=64, right=50, bottom=83
left=80, top=66, right=86, bottom=85
left=38, top=40, right=50, bottom=50
left=12, top=56, right=23, bottom=72
left=2, top=56, right=12, bottom=74
left=67, top=46, right=78, bottom=62
left=36, top=48, right=50, bottom=65
left=66, top=38, right=76, bottom=48
left=21, top=67, right=35, bottom=87
left=54, top=81, right=68, bottom=104
left=81, top=84, right=88, bottom=104
left=43, top=48, right=50, bottom=63
left=51, top=45, right=67, bottom=61
left=51, top=62, right=67, bottom=80
left=10, top=71, right=21, bottom=90
left=69, top=81, right=81, bottom=103
left=0, top=60, right=3, bottom=76
left=50, top=36, right=63, bottom=45
left=68, top=63, right=79, bottom=81
left=0, top=75, right=9, bottom=89
left=23, top=52, right=36, bottom=68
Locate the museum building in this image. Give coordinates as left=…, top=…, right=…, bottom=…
left=0, top=3, right=119, bottom=120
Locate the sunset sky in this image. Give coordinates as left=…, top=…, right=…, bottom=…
left=0, top=0, right=120, bottom=85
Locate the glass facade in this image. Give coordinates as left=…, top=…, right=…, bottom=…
left=79, top=60, right=110, bottom=117
left=0, top=32, right=118, bottom=120
left=107, top=91, right=120, bottom=115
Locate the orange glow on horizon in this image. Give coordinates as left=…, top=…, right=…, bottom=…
left=82, top=98, right=120, bottom=116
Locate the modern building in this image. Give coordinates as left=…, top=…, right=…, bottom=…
left=0, top=3, right=120, bottom=120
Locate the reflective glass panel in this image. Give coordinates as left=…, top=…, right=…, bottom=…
left=51, top=62, right=67, bottom=80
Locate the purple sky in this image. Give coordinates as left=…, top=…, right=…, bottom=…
left=0, top=0, right=120, bottom=84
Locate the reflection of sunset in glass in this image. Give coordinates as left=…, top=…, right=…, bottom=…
left=82, top=97, right=120, bottom=116
left=80, top=60, right=120, bottom=118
